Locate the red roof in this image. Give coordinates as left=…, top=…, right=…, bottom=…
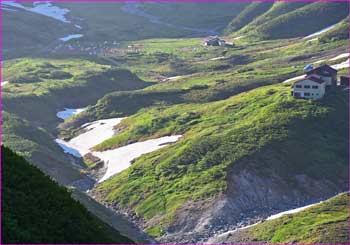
left=294, top=75, right=325, bottom=84
left=306, top=64, right=337, bottom=76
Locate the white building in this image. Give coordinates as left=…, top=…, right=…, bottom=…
left=292, top=75, right=326, bottom=99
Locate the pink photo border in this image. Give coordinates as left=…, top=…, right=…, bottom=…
left=0, top=0, right=349, bottom=244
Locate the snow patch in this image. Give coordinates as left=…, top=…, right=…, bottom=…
left=266, top=201, right=322, bottom=221
left=2, top=1, right=71, bottom=23
left=55, top=117, right=182, bottom=182
left=98, top=135, right=182, bottom=182
left=55, top=138, right=82, bottom=158
left=57, top=118, right=126, bottom=156
left=306, top=38, right=318, bottom=43
left=74, top=24, right=82, bottom=29
left=282, top=74, right=306, bottom=83
left=304, top=23, right=338, bottom=39
left=330, top=53, right=349, bottom=61
left=1, top=81, right=9, bottom=87
left=233, top=36, right=243, bottom=40
left=59, top=34, right=83, bottom=42
left=56, top=108, right=87, bottom=120
left=314, top=59, right=325, bottom=64
left=210, top=56, right=225, bottom=61
left=331, top=59, right=349, bottom=70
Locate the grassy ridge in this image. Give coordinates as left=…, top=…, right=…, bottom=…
left=224, top=2, right=273, bottom=33
left=2, top=146, right=133, bottom=244
left=225, top=1, right=349, bottom=40
left=256, top=2, right=349, bottom=39
left=319, top=18, right=349, bottom=43
left=237, top=2, right=310, bottom=35
left=96, top=84, right=348, bottom=236
left=2, top=58, right=149, bottom=127
left=227, top=193, right=349, bottom=244
left=2, top=58, right=150, bottom=184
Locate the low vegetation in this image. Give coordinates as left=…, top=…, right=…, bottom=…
left=228, top=193, right=349, bottom=244
left=2, top=146, right=133, bottom=244
left=96, top=84, right=348, bottom=236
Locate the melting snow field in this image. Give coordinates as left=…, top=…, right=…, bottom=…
left=56, top=108, right=87, bottom=120
left=55, top=116, right=181, bottom=182
left=56, top=118, right=126, bottom=156
left=1, top=81, right=9, bottom=87
left=330, top=53, right=349, bottom=61
left=266, top=201, right=322, bottom=221
left=97, top=135, right=182, bottom=182
left=304, top=23, right=338, bottom=39
left=2, top=1, right=71, bottom=23
left=282, top=74, right=306, bottom=84
left=59, top=34, right=84, bottom=42
left=331, top=59, right=349, bottom=70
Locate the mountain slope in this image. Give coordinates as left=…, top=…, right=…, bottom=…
left=319, top=18, right=349, bottom=43
left=225, top=1, right=349, bottom=40
left=1, top=146, right=133, bottom=244
left=2, top=58, right=150, bottom=186
left=210, top=193, right=349, bottom=244
left=93, top=83, right=348, bottom=242
left=224, top=2, right=274, bottom=33
left=256, top=2, right=349, bottom=39
left=235, top=2, right=310, bottom=34
left=3, top=1, right=248, bottom=58
left=2, top=6, right=75, bottom=58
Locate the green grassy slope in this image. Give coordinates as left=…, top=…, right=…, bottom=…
left=62, top=33, right=348, bottom=135
left=1, top=146, right=133, bottom=244
left=253, top=2, right=349, bottom=39
left=236, top=2, right=310, bottom=35
left=95, top=83, right=348, bottom=237
left=222, top=193, right=349, bottom=244
left=224, top=2, right=274, bottom=34
left=319, top=18, right=349, bottom=43
left=224, top=1, right=349, bottom=40
left=2, top=58, right=150, bottom=184
left=2, top=58, right=149, bottom=127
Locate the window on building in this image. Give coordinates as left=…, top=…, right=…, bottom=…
left=312, top=85, right=318, bottom=89
left=304, top=92, right=310, bottom=96
left=304, top=85, right=310, bottom=89
left=295, top=85, right=302, bottom=88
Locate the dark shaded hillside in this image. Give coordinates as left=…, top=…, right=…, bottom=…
left=210, top=193, right=349, bottom=244
left=225, top=2, right=274, bottom=33
left=236, top=2, right=311, bottom=34
left=319, top=18, right=349, bottom=43
left=225, top=1, right=349, bottom=40
left=1, top=146, right=133, bottom=244
left=2, top=8, right=76, bottom=59
left=257, top=2, right=349, bottom=39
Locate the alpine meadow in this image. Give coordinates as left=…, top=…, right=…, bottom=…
left=1, top=1, right=349, bottom=244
